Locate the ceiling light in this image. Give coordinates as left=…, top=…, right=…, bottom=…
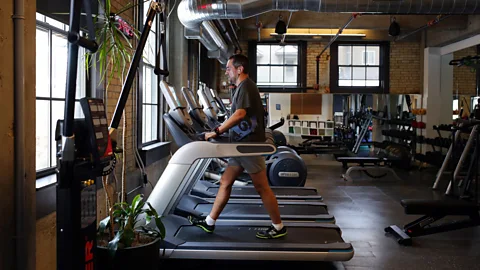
left=275, top=15, right=287, bottom=35
left=270, top=33, right=366, bottom=37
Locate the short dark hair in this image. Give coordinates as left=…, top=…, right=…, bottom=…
left=228, top=54, right=249, bottom=74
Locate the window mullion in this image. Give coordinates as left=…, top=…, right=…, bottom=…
left=49, top=28, right=53, bottom=168
left=364, top=45, right=367, bottom=86
left=269, top=45, right=272, bottom=84
left=283, top=46, right=285, bottom=84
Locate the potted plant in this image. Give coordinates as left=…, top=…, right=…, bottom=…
left=96, top=194, right=166, bottom=270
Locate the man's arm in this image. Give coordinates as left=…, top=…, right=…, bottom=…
left=217, top=109, right=247, bottom=134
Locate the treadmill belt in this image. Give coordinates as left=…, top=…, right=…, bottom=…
left=176, top=225, right=342, bottom=247
left=195, top=203, right=328, bottom=216
left=208, top=187, right=317, bottom=196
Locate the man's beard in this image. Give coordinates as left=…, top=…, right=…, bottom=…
left=228, top=75, right=237, bottom=84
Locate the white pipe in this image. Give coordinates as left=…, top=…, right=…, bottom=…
left=13, top=0, right=26, bottom=268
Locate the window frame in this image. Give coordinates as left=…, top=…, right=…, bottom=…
left=136, top=2, right=167, bottom=149
left=329, top=41, right=390, bottom=94
left=35, top=14, right=88, bottom=179
left=249, top=41, right=307, bottom=93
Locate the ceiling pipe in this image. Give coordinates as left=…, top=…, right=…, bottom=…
left=178, top=0, right=480, bottom=29
left=190, top=21, right=229, bottom=64
left=395, top=14, right=452, bottom=41
left=214, top=20, right=234, bottom=46
left=178, top=0, right=480, bottom=64
left=227, top=19, right=242, bottom=52
left=315, top=13, right=361, bottom=89
left=201, top=20, right=231, bottom=63
left=214, top=19, right=241, bottom=54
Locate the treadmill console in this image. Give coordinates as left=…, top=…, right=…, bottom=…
left=80, top=98, right=112, bottom=162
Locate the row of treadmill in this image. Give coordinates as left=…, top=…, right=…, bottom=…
left=144, top=81, right=354, bottom=261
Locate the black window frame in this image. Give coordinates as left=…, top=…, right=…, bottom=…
left=249, top=40, right=307, bottom=93
left=35, top=13, right=89, bottom=179
left=330, top=41, right=390, bottom=94
left=136, top=2, right=167, bottom=149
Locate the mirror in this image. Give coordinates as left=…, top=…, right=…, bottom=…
left=451, top=45, right=479, bottom=119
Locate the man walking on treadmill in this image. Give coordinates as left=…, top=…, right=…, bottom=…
left=189, top=54, right=287, bottom=239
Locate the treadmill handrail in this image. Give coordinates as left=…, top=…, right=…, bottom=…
left=182, top=87, right=210, bottom=128
left=161, top=80, right=183, bottom=110
left=160, top=81, right=195, bottom=127
left=198, top=87, right=217, bottom=120
left=169, top=141, right=276, bottom=165
left=182, top=87, right=202, bottom=110
left=203, top=85, right=220, bottom=113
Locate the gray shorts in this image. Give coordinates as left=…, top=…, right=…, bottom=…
left=228, top=156, right=266, bottom=174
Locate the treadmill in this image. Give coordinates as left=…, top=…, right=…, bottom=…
left=181, top=85, right=324, bottom=201
left=145, top=134, right=354, bottom=261
left=176, top=159, right=333, bottom=222
left=160, top=82, right=333, bottom=223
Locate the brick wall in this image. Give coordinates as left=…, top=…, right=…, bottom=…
left=307, top=41, right=423, bottom=94
left=216, top=40, right=423, bottom=94
left=389, top=41, right=422, bottom=94
left=453, top=46, right=477, bottom=95
left=106, top=0, right=136, bottom=173
left=306, top=42, right=330, bottom=93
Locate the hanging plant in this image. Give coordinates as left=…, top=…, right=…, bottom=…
left=86, top=0, right=146, bottom=88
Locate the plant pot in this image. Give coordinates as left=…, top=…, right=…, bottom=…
left=96, top=236, right=161, bottom=270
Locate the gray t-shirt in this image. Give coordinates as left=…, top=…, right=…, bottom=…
left=229, top=77, right=265, bottom=142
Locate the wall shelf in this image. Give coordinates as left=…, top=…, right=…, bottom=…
left=288, top=120, right=334, bottom=138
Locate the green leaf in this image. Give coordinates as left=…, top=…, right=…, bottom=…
left=145, top=215, right=152, bottom=225
left=112, top=208, right=124, bottom=218
left=122, top=228, right=135, bottom=247
left=98, top=216, right=110, bottom=233
left=147, top=202, right=159, bottom=217
left=131, top=194, right=143, bottom=212
left=134, top=202, right=145, bottom=217
left=155, top=217, right=166, bottom=239
left=108, top=230, right=122, bottom=258
left=144, top=209, right=154, bottom=217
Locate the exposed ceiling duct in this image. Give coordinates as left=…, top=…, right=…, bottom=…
left=178, top=0, right=480, bottom=64
left=194, top=20, right=232, bottom=64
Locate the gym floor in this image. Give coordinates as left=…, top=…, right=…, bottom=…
left=162, top=152, right=480, bottom=269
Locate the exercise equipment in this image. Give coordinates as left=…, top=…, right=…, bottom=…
left=272, top=129, right=287, bottom=146
left=182, top=86, right=308, bottom=187
left=197, top=83, right=222, bottom=129
left=385, top=119, right=480, bottom=245
left=56, top=1, right=171, bottom=268
left=55, top=0, right=113, bottom=268
left=267, top=146, right=307, bottom=187
left=161, top=92, right=334, bottom=222
left=336, top=156, right=402, bottom=182
left=56, top=97, right=115, bottom=269
left=145, top=114, right=354, bottom=261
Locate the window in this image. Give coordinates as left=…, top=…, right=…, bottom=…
left=330, top=42, right=389, bottom=93
left=35, top=13, right=86, bottom=177
left=256, top=44, right=299, bottom=87
left=453, top=99, right=459, bottom=120
left=139, top=1, right=164, bottom=145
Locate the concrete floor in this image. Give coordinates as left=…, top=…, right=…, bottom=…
left=161, top=153, right=480, bottom=270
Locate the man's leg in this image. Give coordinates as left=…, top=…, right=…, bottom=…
left=209, top=165, right=244, bottom=220
left=245, top=157, right=287, bottom=239
left=189, top=163, right=243, bottom=233
left=250, top=168, right=281, bottom=224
